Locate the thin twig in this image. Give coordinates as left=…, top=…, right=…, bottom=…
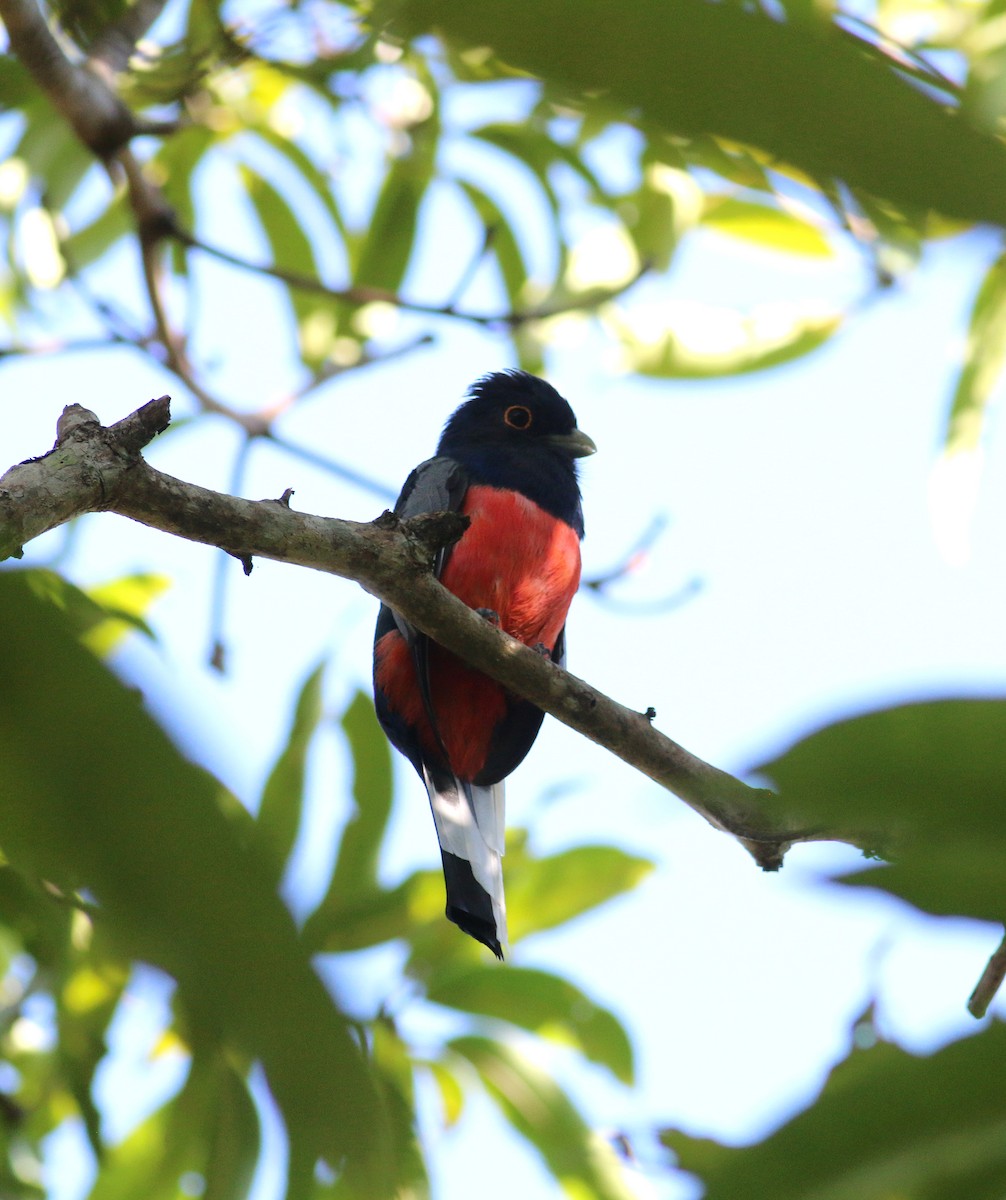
left=174, top=224, right=649, bottom=328
left=968, top=930, right=1006, bottom=1019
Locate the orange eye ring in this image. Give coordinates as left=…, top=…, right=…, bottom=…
left=504, top=404, right=533, bottom=430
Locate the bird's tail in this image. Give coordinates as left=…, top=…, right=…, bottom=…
left=423, top=766, right=507, bottom=958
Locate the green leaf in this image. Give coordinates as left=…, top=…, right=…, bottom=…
left=253, top=661, right=325, bottom=889
left=240, top=162, right=336, bottom=366
left=203, top=1064, right=261, bottom=1200
left=613, top=302, right=840, bottom=378
left=662, top=1025, right=1006, bottom=1200
left=352, top=150, right=433, bottom=293
left=427, top=963, right=634, bottom=1083
left=450, top=1036, right=636, bottom=1200
left=758, top=698, right=1006, bottom=848
left=457, top=179, right=531, bottom=308
left=20, top=569, right=166, bottom=654
left=756, top=698, right=1006, bottom=923
left=57, top=933, right=130, bottom=1156
left=328, top=691, right=395, bottom=896
left=154, top=125, right=217, bottom=271
left=83, top=572, right=170, bottom=655
left=61, top=191, right=133, bottom=271
left=505, top=839, right=654, bottom=941
left=252, top=127, right=349, bottom=245
left=838, top=853, right=1006, bottom=925
left=944, top=253, right=1006, bottom=454
left=391, top=0, right=1006, bottom=226
left=702, top=196, right=833, bottom=257
left=239, top=163, right=317, bottom=278
left=420, top=1060, right=465, bottom=1127
left=0, top=572, right=394, bottom=1191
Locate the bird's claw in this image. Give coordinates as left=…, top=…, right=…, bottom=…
left=476, top=607, right=502, bottom=627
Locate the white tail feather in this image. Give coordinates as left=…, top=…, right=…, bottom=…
left=423, top=767, right=508, bottom=953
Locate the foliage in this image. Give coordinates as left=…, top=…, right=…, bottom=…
left=0, top=570, right=650, bottom=1197
left=1, top=0, right=1006, bottom=1197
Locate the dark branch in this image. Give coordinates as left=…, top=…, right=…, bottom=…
left=0, top=397, right=831, bottom=866
left=0, top=0, right=136, bottom=157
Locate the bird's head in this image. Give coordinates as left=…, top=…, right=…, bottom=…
left=438, top=370, right=596, bottom=462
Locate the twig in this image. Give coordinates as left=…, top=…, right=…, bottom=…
left=86, top=0, right=172, bottom=79
left=0, top=0, right=135, bottom=157
left=174, top=224, right=649, bottom=328
left=968, top=930, right=1006, bottom=1019
left=208, top=434, right=256, bottom=673
left=262, top=432, right=397, bottom=502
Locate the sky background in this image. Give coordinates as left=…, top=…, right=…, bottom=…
left=3, top=51, right=1006, bottom=1199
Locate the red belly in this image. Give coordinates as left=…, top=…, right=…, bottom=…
left=375, top=486, right=581, bottom=779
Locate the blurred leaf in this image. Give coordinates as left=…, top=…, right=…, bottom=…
left=329, top=691, right=395, bottom=896
left=12, top=91, right=95, bottom=213
left=352, top=143, right=434, bottom=293
left=420, top=1060, right=465, bottom=1127
left=392, top=0, right=1006, bottom=226
left=0, top=572, right=394, bottom=1190
left=253, top=661, right=325, bottom=889
left=944, top=252, right=1006, bottom=455
left=450, top=1036, right=636, bottom=1200
left=83, top=573, right=170, bottom=655
left=303, top=875, right=417, bottom=954
left=505, top=839, right=654, bottom=941
left=757, top=698, right=1006, bottom=923
left=61, top=191, right=133, bottom=271
left=427, top=963, right=634, bottom=1083
left=253, top=128, right=349, bottom=246
left=57, top=934, right=129, bottom=1156
left=302, top=691, right=397, bottom=951
left=662, top=1025, right=1006, bottom=1200
left=702, top=197, right=833, bottom=257
left=203, top=1064, right=261, bottom=1200
left=21, top=569, right=165, bottom=654
left=240, top=161, right=336, bottom=364
left=758, top=698, right=1006, bottom=848
left=457, top=179, right=531, bottom=308
left=472, top=123, right=562, bottom=225
left=614, top=302, right=841, bottom=378
left=154, top=126, right=217, bottom=271
left=838, top=853, right=1006, bottom=924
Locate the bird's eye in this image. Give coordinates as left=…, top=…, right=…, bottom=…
left=504, top=404, right=533, bottom=430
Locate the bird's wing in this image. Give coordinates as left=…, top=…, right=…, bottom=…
left=387, top=455, right=469, bottom=752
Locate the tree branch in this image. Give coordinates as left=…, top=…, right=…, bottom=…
left=0, top=397, right=842, bottom=867
left=0, top=0, right=136, bottom=157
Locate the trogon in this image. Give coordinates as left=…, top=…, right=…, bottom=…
left=373, top=370, right=595, bottom=958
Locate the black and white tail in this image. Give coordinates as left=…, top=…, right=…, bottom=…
left=422, top=766, right=507, bottom=958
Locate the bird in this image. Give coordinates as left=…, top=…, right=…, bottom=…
left=373, top=370, right=595, bottom=958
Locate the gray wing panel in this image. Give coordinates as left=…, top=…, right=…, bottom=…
left=390, top=455, right=468, bottom=645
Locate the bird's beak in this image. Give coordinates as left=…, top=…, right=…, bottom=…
left=546, top=428, right=597, bottom=458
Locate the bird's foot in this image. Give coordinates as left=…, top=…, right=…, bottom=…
left=476, top=608, right=501, bottom=627
left=531, top=642, right=552, bottom=658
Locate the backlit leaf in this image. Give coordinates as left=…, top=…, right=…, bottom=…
left=505, top=839, right=654, bottom=941
left=254, top=662, right=325, bottom=889
left=427, top=963, right=634, bottom=1083
left=450, top=1037, right=636, bottom=1200
left=662, top=1025, right=1006, bottom=1200
left=0, top=572, right=393, bottom=1190
left=702, top=196, right=833, bottom=257
left=614, top=301, right=840, bottom=378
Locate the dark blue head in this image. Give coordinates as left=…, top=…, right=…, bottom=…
left=437, top=371, right=595, bottom=534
